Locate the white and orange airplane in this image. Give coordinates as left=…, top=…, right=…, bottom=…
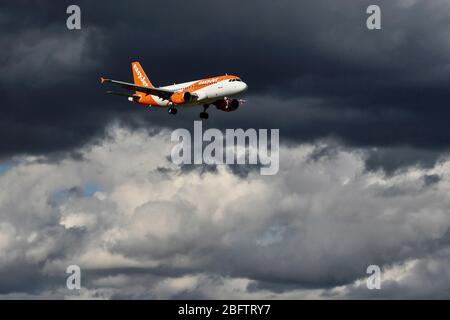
left=100, top=62, right=248, bottom=119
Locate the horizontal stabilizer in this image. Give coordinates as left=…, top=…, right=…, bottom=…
left=107, top=91, right=140, bottom=102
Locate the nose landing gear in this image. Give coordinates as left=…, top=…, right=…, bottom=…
left=200, top=104, right=209, bottom=119
left=168, top=107, right=177, bottom=115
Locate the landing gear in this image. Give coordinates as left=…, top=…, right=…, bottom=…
left=168, top=107, right=177, bottom=115
left=200, top=104, right=209, bottom=119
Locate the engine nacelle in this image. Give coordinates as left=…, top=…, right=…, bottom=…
left=171, top=91, right=194, bottom=105
left=214, top=99, right=240, bottom=112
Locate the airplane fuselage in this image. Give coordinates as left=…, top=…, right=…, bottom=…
left=136, top=75, right=248, bottom=107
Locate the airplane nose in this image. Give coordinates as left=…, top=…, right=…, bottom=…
left=241, top=82, right=248, bottom=93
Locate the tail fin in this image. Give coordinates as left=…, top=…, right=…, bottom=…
left=132, top=62, right=154, bottom=96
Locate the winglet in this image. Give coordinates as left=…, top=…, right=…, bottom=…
left=100, top=77, right=108, bottom=84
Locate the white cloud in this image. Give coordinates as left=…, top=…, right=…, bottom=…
left=1, top=124, right=450, bottom=298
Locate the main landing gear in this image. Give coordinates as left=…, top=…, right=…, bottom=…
left=168, top=107, right=177, bottom=115
left=200, top=104, right=209, bottom=119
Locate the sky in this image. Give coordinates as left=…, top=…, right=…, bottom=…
left=1, top=0, right=450, bottom=299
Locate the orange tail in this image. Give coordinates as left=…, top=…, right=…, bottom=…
left=132, top=62, right=154, bottom=96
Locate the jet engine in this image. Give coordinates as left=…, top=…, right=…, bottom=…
left=214, top=99, right=240, bottom=112
left=171, top=91, right=194, bottom=105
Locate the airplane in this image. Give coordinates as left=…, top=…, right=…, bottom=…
left=100, top=62, right=248, bottom=119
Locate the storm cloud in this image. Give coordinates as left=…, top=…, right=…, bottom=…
left=1, top=0, right=450, bottom=299
left=1, top=1, right=450, bottom=167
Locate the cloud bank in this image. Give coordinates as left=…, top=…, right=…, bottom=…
left=1, top=125, right=450, bottom=299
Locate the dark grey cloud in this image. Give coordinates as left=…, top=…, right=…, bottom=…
left=364, top=146, right=448, bottom=174
left=2, top=0, right=450, bottom=300
left=1, top=0, right=450, bottom=173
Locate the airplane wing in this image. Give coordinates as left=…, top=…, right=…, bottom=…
left=100, top=77, right=174, bottom=100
